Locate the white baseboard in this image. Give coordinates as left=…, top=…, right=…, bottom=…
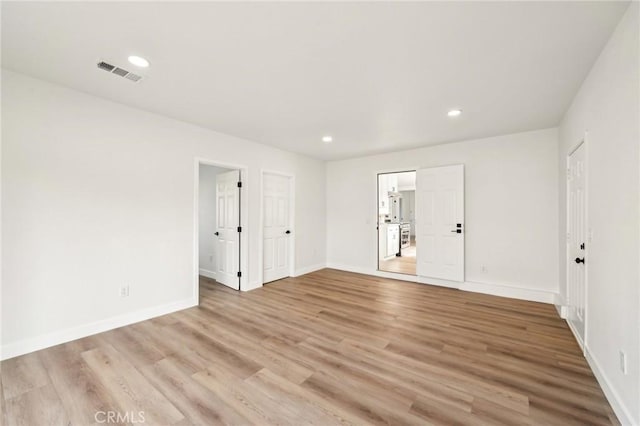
left=242, top=281, right=261, bottom=292
left=553, top=294, right=570, bottom=319
left=460, top=280, right=557, bottom=304
left=326, top=263, right=418, bottom=283
left=198, top=268, right=216, bottom=280
left=1, top=297, right=197, bottom=361
left=417, top=275, right=460, bottom=289
left=585, top=347, right=635, bottom=425
left=566, top=319, right=585, bottom=351
left=326, top=263, right=558, bottom=304
left=294, top=263, right=327, bottom=277
left=556, top=305, right=569, bottom=319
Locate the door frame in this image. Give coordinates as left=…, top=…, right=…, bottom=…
left=565, top=134, right=589, bottom=353
left=193, top=158, right=249, bottom=300
left=259, top=169, right=296, bottom=285
left=375, top=167, right=419, bottom=274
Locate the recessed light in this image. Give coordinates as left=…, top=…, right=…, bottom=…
left=448, top=109, right=462, bottom=117
left=128, top=55, right=149, bottom=68
left=322, top=136, right=333, bottom=143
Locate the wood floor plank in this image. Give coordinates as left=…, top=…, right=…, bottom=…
left=3, top=384, right=69, bottom=426
left=38, top=340, right=123, bottom=426
left=179, top=309, right=314, bottom=384
left=81, top=344, right=185, bottom=425
left=245, top=367, right=364, bottom=425
left=410, top=395, right=494, bottom=426
left=301, top=370, right=427, bottom=425
left=0, top=374, right=7, bottom=426
left=1, top=269, right=618, bottom=425
left=192, top=364, right=299, bottom=426
left=0, top=352, right=50, bottom=400
left=140, top=358, right=251, bottom=425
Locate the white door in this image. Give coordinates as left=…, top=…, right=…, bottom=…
left=263, top=173, right=291, bottom=283
left=386, top=225, right=399, bottom=258
left=567, top=143, right=586, bottom=346
left=416, top=165, right=464, bottom=282
left=215, top=170, right=240, bottom=290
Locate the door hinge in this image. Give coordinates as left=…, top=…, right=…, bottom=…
left=237, top=181, right=242, bottom=188
left=237, top=271, right=242, bottom=278
left=237, top=226, right=242, bottom=233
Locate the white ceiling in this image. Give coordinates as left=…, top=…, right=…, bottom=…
left=1, top=2, right=629, bottom=160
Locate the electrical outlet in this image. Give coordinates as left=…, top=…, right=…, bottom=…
left=481, top=265, right=488, bottom=273
left=619, top=351, right=628, bottom=375
left=120, top=285, right=129, bottom=298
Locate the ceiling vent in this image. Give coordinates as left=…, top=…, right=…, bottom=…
left=96, top=61, right=143, bottom=83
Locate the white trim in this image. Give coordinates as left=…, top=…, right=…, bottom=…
left=567, top=319, right=585, bottom=350
left=198, top=268, right=216, bottom=280
left=326, top=263, right=558, bottom=304
left=1, top=297, right=196, bottom=361
left=460, top=281, right=556, bottom=304
left=328, top=263, right=419, bottom=283
left=243, top=281, right=261, bottom=292
left=553, top=288, right=568, bottom=318
left=259, top=169, right=296, bottom=285
left=555, top=305, right=570, bottom=320
left=585, top=347, right=635, bottom=426
left=553, top=292, right=564, bottom=306
left=194, top=158, right=250, bottom=294
left=417, top=275, right=461, bottom=289
left=293, top=263, right=326, bottom=277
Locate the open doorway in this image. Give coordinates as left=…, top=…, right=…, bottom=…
left=378, top=171, right=417, bottom=275
left=196, top=161, right=246, bottom=299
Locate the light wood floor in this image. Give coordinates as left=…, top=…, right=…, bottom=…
left=1, top=269, right=617, bottom=425
left=380, top=238, right=416, bottom=275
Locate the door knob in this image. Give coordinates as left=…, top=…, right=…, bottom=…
left=575, top=257, right=585, bottom=264
left=451, top=229, right=462, bottom=233
left=214, top=232, right=219, bottom=236
left=285, top=230, right=291, bottom=234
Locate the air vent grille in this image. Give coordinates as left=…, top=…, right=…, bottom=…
left=112, top=67, right=129, bottom=77
left=97, top=61, right=115, bottom=72
left=96, top=60, right=144, bottom=83
left=124, top=73, right=142, bottom=82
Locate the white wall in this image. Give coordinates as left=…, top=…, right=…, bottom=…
left=399, top=190, right=415, bottom=236
left=198, top=164, right=229, bottom=277
left=1, top=70, right=326, bottom=359
left=327, top=128, right=559, bottom=302
left=558, top=3, right=639, bottom=424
